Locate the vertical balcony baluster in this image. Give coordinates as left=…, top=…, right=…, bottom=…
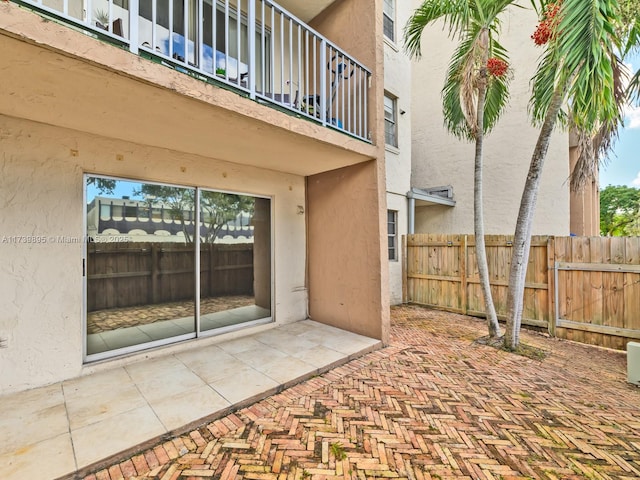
left=320, top=40, right=327, bottom=127
left=248, top=0, right=256, bottom=99
left=129, top=0, right=139, bottom=53
left=197, top=0, right=203, bottom=70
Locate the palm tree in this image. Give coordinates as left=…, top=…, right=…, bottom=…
left=504, top=0, right=630, bottom=349
left=405, top=0, right=515, bottom=339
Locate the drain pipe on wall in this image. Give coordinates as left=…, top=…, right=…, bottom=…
left=407, top=195, right=415, bottom=235
left=406, top=187, right=456, bottom=236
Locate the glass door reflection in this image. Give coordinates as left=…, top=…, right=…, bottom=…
left=198, top=191, right=271, bottom=333
left=85, top=177, right=196, bottom=357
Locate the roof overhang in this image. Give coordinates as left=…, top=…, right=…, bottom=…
left=407, top=187, right=456, bottom=207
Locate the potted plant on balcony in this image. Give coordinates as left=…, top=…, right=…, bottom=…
left=94, top=9, right=109, bottom=30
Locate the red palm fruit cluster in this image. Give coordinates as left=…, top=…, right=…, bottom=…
left=486, top=57, right=508, bottom=77
left=531, top=1, right=562, bottom=45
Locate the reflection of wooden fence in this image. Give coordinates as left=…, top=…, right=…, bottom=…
left=404, top=234, right=640, bottom=350
left=87, top=242, right=253, bottom=311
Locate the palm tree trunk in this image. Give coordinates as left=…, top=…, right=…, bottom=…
left=474, top=39, right=500, bottom=338
left=504, top=85, right=565, bottom=350
left=473, top=97, right=500, bottom=338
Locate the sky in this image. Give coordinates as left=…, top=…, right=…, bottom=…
left=599, top=53, right=640, bottom=188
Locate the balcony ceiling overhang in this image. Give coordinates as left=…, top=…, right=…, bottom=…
left=278, top=0, right=336, bottom=23
left=0, top=13, right=375, bottom=177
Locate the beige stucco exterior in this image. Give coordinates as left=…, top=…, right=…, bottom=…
left=383, top=1, right=413, bottom=305
left=308, top=0, right=390, bottom=342
left=410, top=5, right=571, bottom=237
left=0, top=114, right=309, bottom=393
left=0, top=0, right=388, bottom=395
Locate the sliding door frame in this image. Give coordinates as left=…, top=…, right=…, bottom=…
left=82, top=173, right=274, bottom=363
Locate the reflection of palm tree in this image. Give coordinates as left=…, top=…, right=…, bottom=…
left=136, top=185, right=195, bottom=243
left=199, top=192, right=254, bottom=243
left=134, top=185, right=255, bottom=244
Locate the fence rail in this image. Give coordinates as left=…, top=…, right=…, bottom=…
left=404, top=234, right=640, bottom=350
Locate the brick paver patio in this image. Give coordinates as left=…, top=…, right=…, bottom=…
left=81, top=305, right=640, bottom=480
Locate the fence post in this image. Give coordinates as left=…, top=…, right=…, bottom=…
left=460, top=235, right=468, bottom=314
left=547, top=236, right=556, bottom=336
left=209, top=243, right=216, bottom=297
left=151, top=243, right=159, bottom=304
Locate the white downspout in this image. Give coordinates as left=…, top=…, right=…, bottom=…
left=408, top=195, right=415, bottom=234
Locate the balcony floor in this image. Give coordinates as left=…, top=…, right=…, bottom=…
left=0, top=320, right=381, bottom=480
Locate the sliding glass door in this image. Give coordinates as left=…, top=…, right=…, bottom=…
left=198, top=190, right=271, bottom=332
left=84, top=175, right=272, bottom=361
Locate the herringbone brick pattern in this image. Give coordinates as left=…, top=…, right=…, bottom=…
left=84, top=306, right=640, bottom=480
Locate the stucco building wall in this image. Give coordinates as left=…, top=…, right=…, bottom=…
left=411, top=5, right=571, bottom=236
left=383, top=1, right=413, bottom=305
left=0, top=115, right=308, bottom=394
left=309, top=0, right=390, bottom=343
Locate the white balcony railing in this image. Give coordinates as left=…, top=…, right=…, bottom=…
left=16, top=0, right=372, bottom=142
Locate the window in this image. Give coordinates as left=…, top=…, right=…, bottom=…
left=384, top=94, right=398, bottom=147
left=387, top=210, right=398, bottom=261
left=383, top=0, right=395, bottom=42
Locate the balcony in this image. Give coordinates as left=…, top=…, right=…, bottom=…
left=12, top=0, right=372, bottom=142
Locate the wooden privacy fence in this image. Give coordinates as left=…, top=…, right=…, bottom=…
left=87, top=242, right=253, bottom=311
left=404, top=234, right=640, bottom=350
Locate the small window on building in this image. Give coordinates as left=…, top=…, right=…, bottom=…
left=387, top=210, right=398, bottom=261
left=384, top=94, right=398, bottom=147
left=383, top=0, right=395, bottom=42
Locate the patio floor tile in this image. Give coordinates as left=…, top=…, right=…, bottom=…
left=0, top=433, right=74, bottom=480
left=0, top=401, right=69, bottom=455
left=210, top=366, right=280, bottom=404
left=147, top=385, right=230, bottom=431
left=252, top=355, right=317, bottom=383
left=71, top=405, right=166, bottom=468
left=64, top=383, right=148, bottom=430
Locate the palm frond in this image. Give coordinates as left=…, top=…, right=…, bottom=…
left=409, top=0, right=516, bottom=139
left=442, top=31, right=479, bottom=139
left=529, top=47, right=562, bottom=125
left=530, top=0, right=623, bottom=137
left=483, top=40, right=511, bottom=134
left=629, top=68, right=640, bottom=104
left=571, top=51, right=627, bottom=192
left=570, top=129, right=597, bottom=192
left=559, top=0, right=622, bottom=132
left=404, top=0, right=472, bottom=58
